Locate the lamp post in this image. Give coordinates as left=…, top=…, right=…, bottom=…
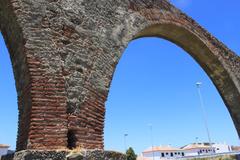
left=148, top=124, right=155, bottom=160
left=195, top=137, right=199, bottom=144
left=196, top=82, right=213, bottom=152
left=124, top=133, right=128, bottom=153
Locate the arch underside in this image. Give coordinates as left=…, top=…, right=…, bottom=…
left=0, top=0, right=33, bottom=151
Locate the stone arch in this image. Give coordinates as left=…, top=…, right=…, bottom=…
left=125, top=1, right=240, bottom=137
left=94, top=0, right=240, bottom=149
left=0, top=0, right=239, bottom=151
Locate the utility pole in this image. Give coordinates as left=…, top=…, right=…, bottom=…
left=196, top=82, right=213, bottom=154
left=195, top=137, right=199, bottom=144
left=124, top=133, right=128, bottom=153
left=148, top=124, right=155, bottom=160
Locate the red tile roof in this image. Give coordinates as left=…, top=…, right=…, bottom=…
left=143, top=146, right=183, bottom=153
left=0, top=144, right=10, bottom=148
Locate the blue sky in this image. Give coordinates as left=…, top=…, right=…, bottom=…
left=0, top=0, right=240, bottom=154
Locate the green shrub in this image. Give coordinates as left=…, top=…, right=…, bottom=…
left=126, top=147, right=137, bottom=160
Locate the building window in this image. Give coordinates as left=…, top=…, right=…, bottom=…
left=171, top=153, right=174, bottom=157
left=175, top=152, right=177, bottom=155
left=161, top=153, right=165, bottom=157
left=182, top=152, right=185, bottom=156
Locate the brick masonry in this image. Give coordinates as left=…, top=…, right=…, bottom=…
left=0, top=0, right=239, bottom=151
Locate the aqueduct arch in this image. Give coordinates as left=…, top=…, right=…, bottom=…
left=0, top=0, right=239, bottom=151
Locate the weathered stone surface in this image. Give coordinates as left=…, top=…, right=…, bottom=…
left=1, top=150, right=126, bottom=160
left=67, top=150, right=126, bottom=160
left=0, top=0, right=239, bottom=151
left=1, top=151, right=67, bottom=160
left=67, top=154, right=83, bottom=160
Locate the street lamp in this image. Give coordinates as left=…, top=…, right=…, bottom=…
left=196, top=82, right=213, bottom=151
left=124, top=133, right=128, bottom=153
left=148, top=123, right=155, bottom=160
left=195, top=137, right=199, bottom=144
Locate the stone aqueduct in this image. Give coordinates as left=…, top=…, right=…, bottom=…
left=0, top=0, right=240, bottom=151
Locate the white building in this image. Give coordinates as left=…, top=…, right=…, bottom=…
left=142, top=146, right=186, bottom=160
left=0, top=144, right=10, bottom=157
left=212, top=143, right=232, bottom=153
left=182, top=143, right=215, bottom=156
left=141, top=142, right=234, bottom=159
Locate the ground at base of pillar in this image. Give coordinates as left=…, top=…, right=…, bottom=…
left=0, top=150, right=126, bottom=160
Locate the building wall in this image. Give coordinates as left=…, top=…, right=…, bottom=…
left=185, top=149, right=200, bottom=156
left=0, top=148, right=8, bottom=156
left=143, top=151, right=185, bottom=159
left=185, top=148, right=215, bottom=156
left=213, top=144, right=232, bottom=153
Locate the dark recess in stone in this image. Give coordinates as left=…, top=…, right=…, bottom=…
left=66, top=103, right=75, bottom=114
left=67, top=130, right=77, bottom=149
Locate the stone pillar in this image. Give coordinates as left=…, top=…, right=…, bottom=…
left=0, top=0, right=68, bottom=151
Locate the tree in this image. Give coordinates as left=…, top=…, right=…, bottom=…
left=126, top=147, right=137, bottom=160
